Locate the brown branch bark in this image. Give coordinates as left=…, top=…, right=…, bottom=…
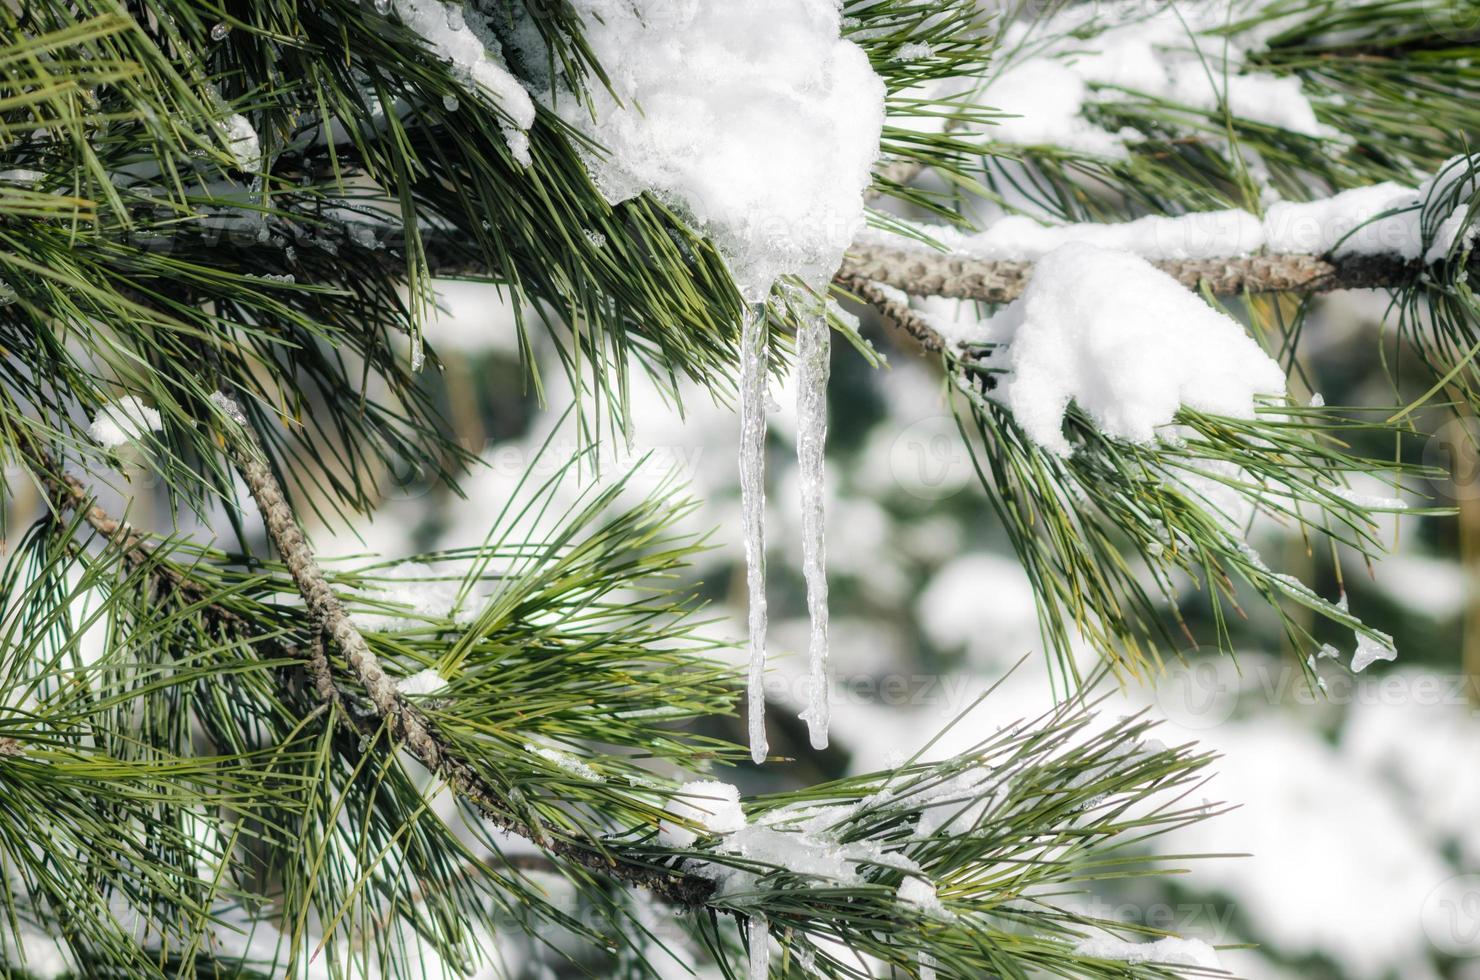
left=385, top=215, right=1446, bottom=362
left=836, top=243, right=1433, bottom=305
left=835, top=274, right=946, bottom=353
left=280, top=211, right=1445, bottom=313
left=14, top=426, right=350, bottom=714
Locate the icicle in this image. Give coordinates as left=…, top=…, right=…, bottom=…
left=794, top=302, right=831, bottom=749
left=747, top=914, right=770, bottom=980
left=739, top=305, right=769, bottom=765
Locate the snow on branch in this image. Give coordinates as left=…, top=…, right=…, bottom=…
left=981, top=0, right=1341, bottom=159
left=839, top=245, right=1425, bottom=305
left=848, top=154, right=1479, bottom=306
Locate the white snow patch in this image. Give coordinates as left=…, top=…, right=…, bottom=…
left=1264, top=182, right=1421, bottom=257
left=524, top=743, right=604, bottom=782
left=391, top=0, right=536, bottom=165
left=660, top=780, right=747, bottom=848
left=220, top=113, right=260, bottom=172
left=353, top=562, right=468, bottom=632
left=1266, top=155, right=1479, bottom=262
left=88, top=395, right=162, bottom=448
left=543, top=0, right=885, bottom=299
left=913, top=768, right=999, bottom=837
left=897, top=874, right=949, bottom=916
left=1074, top=935, right=1221, bottom=969
left=981, top=243, right=1286, bottom=455
left=713, top=819, right=865, bottom=890
left=1162, top=457, right=1260, bottom=533
left=396, top=667, right=447, bottom=696
left=984, top=2, right=1340, bottom=158
left=859, top=208, right=1265, bottom=262
left=861, top=154, right=1478, bottom=269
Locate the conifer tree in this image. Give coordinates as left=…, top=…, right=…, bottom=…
left=0, top=0, right=1474, bottom=977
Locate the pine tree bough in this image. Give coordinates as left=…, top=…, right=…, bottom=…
left=209, top=396, right=719, bottom=908
left=213, top=396, right=442, bottom=755
left=330, top=216, right=1459, bottom=354
left=836, top=243, right=1450, bottom=305
left=13, top=424, right=717, bottom=907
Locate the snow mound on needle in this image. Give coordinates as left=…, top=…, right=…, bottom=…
left=985, top=1, right=1341, bottom=158
left=984, top=242, right=1286, bottom=455
left=547, top=0, right=885, bottom=300
left=88, top=396, right=162, bottom=449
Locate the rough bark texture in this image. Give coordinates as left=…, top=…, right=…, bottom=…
left=835, top=274, right=945, bottom=352
left=298, top=215, right=1443, bottom=312
left=837, top=243, right=1429, bottom=304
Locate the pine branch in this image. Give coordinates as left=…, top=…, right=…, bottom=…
left=13, top=424, right=362, bottom=725
left=4, top=427, right=1236, bottom=976
left=837, top=242, right=1447, bottom=305
left=207, top=393, right=718, bottom=908
left=223, top=205, right=1450, bottom=306
left=11, top=421, right=719, bottom=909
left=262, top=206, right=1452, bottom=341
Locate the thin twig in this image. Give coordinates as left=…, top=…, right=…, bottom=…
left=207, top=394, right=716, bottom=907
left=835, top=274, right=945, bottom=353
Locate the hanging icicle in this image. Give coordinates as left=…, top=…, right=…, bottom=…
left=739, top=305, right=770, bottom=765
left=747, top=914, right=770, bottom=980
left=794, top=302, right=831, bottom=749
